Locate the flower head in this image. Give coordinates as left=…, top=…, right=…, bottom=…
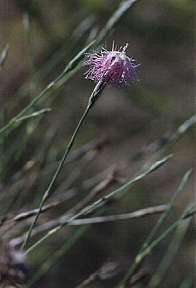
left=85, top=43, right=139, bottom=87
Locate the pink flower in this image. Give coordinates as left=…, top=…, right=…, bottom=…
left=85, top=43, right=139, bottom=87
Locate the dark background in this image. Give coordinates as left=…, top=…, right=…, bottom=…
left=0, top=0, right=195, bottom=287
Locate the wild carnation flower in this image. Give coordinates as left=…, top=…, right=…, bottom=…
left=85, top=43, right=139, bottom=87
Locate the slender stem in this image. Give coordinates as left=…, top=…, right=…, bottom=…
left=22, top=80, right=106, bottom=250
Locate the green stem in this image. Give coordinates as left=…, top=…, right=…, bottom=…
left=22, top=80, right=106, bottom=250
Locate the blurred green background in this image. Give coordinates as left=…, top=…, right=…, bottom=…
left=0, top=0, right=195, bottom=287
